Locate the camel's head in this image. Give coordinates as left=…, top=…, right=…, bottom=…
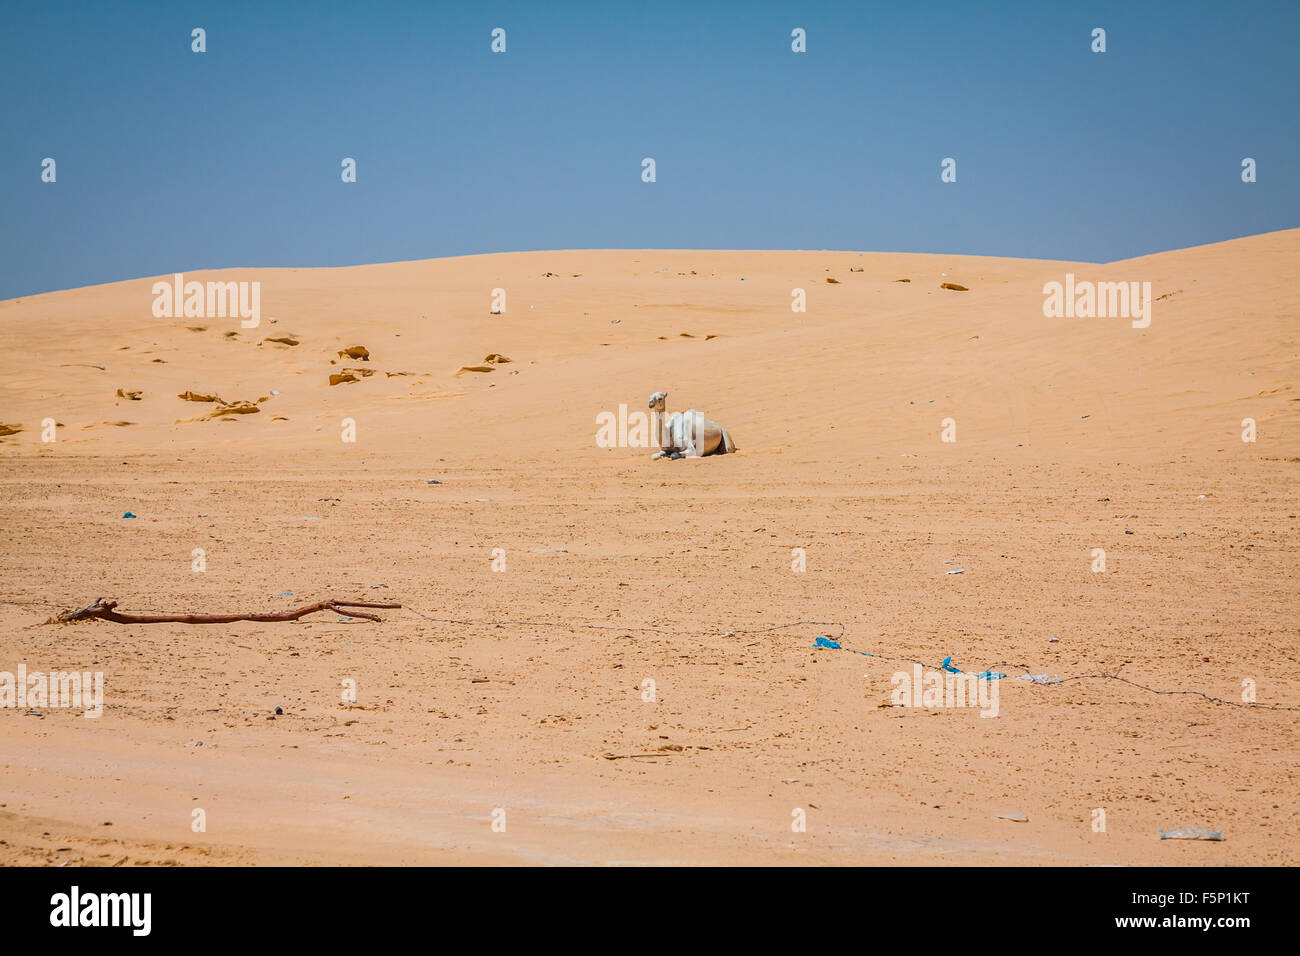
left=648, top=391, right=667, bottom=411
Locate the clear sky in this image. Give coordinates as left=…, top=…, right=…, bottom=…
left=2, top=0, right=1296, bottom=299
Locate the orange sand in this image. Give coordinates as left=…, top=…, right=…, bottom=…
left=0, top=232, right=1296, bottom=864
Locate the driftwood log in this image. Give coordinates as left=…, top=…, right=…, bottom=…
left=52, top=597, right=401, bottom=625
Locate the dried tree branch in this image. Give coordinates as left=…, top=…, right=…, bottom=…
left=50, top=597, right=401, bottom=625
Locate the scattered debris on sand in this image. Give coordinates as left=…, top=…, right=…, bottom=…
left=1159, top=827, right=1225, bottom=841
left=207, top=402, right=259, bottom=417
left=115, top=389, right=142, bottom=401
left=338, top=345, right=370, bottom=361
left=940, top=282, right=969, bottom=291
left=176, top=390, right=265, bottom=417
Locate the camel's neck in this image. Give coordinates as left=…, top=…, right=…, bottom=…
left=652, top=407, right=670, bottom=447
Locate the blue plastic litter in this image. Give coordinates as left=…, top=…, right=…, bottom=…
left=122, top=511, right=136, bottom=518
left=812, top=636, right=841, bottom=649
left=940, top=657, right=1002, bottom=680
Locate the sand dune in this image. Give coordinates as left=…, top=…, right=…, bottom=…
left=0, top=232, right=1296, bottom=864
left=2, top=234, right=1297, bottom=462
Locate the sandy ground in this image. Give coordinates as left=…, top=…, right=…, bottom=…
left=0, top=233, right=1297, bottom=865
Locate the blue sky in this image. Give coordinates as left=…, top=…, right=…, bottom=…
left=2, top=0, right=1296, bottom=298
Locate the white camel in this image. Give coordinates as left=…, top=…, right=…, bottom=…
left=648, top=391, right=737, bottom=459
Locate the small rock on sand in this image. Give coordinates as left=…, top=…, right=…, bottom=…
left=1159, top=827, right=1224, bottom=841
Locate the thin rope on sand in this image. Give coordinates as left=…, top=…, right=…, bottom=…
left=402, top=606, right=1300, bottom=712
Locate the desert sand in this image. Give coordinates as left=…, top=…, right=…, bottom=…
left=0, top=231, right=1296, bottom=865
